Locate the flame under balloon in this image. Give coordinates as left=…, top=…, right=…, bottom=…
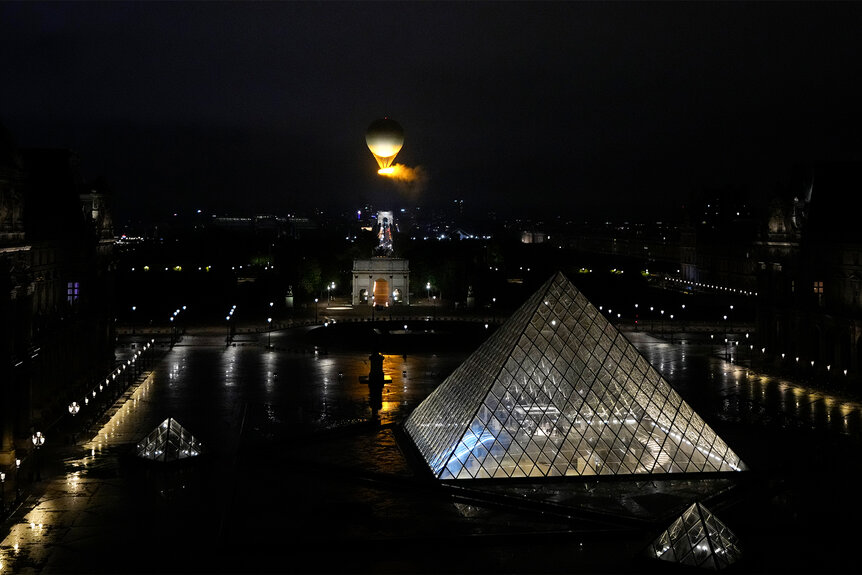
left=366, top=118, right=404, bottom=170
left=377, top=164, right=420, bottom=182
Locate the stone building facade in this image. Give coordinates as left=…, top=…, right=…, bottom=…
left=754, top=165, right=862, bottom=383
left=352, top=257, right=410, bottom=307
left=0, top=126, right=116, bottom=469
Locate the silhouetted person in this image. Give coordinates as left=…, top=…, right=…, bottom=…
left=367, top=351, right=385, bottom=421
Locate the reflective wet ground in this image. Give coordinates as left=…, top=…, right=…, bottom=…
left=2, top=324, right=861, bottom=573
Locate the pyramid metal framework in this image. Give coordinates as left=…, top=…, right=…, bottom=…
left=648, top=502, right=742, bottom=570
left=136, top=417, right=203, bottom=462
left=404, top=272, right=747, bottom=480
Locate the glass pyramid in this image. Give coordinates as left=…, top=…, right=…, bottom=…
left=404, top=272, right=747, bottom=480
left=136, top=417, right=203, bottom=462
left=649, top=502, right=742, bottom=570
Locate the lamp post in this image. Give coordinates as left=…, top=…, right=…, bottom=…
left=15, top=458, right=20, bottom=499
left=131, top=305, right=136, bottom=335
left=728, top=304, right=734, bottom=334
left=32, top=431, right=45, bottom=481
left=69, top=401, right=79, bottom=416
left=426, top=282, right=431, bottom=303
left=226, top=315, right=231, bottom=344
left=1, top=471, right=5, bottom=513
left=267, top=317, right=272, bottom=348
left=314, top=298, right=319, bottom=323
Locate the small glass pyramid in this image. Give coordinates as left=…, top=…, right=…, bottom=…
left=404, top=271, right=747, bottom=479
left=649, top=502, right=742, bottom=570
left=136, top=417, right=203, bottom=462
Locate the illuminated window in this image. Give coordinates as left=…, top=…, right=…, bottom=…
left=814, top=280, right=824, bottom=306
left=67, top=281, right=80, bottom=304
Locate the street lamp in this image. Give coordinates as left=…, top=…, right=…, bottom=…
left=267, top=317, right=272, bottom=348
left=226, top=315, right=232, bottom=344
left=426, top=282, right=431, bottom=303
left=314, top=298, right=319, bottom=323
left=0, top=471, right=5, bottom=513
left=32, top=431, right=45, bottom=481
left=68, top=401, right=80, bottom=416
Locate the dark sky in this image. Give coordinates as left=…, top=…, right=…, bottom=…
left=2, top=1, right=861, bottom=222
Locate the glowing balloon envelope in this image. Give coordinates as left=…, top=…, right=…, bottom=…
left=366, top=118, right=404, bottom=171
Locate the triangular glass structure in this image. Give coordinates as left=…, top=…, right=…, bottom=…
left=404, top=272, right=746, bottom=479
left=136, top=417, right=203, bottom=462
left=649, top=502, right=742, bottom=570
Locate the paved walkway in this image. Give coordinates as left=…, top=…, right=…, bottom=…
left=3, top=324, right=861, bottom=573
left=0, top=368, right=160, bottom=574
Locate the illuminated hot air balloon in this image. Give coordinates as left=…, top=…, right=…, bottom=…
left=366, top=118, right=404, bottom=174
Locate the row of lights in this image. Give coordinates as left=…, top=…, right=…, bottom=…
left=169, top=306, right=186, bottom=325
left=68, top=340, right=154, bottom=418
left=128, top=263, right=275, bottom=272
left=668, top=276, right=757, bottom=297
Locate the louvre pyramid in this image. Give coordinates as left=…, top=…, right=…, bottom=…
left=648, top=502, right=742, bottom=570
left=136, top=417, right=203, bottom=462
left=404, top=272, right=747, bottom=479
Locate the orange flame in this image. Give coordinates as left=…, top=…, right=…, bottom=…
left=378, top=164, right=419, bottom=182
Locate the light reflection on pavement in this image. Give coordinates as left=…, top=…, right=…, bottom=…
left=0, top=372, right=158, bottom=574
left=2, top=327, right=861, bottom=573
left=626, top=332, right=862, bottom=438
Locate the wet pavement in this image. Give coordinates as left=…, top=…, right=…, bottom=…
left=2, top=324, right=862, bottom=573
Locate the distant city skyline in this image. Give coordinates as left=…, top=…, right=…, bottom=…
left=2, top=1, right=861, bottom=222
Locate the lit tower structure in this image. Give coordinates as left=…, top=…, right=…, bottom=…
left=351, top=119, right=410, bottom=309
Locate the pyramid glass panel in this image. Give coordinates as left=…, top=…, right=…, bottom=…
left=404, top=272, right=747, bottom=479
left=649, top=502, right=742, bottom=570
left=136, top=417, right=203, bottom=462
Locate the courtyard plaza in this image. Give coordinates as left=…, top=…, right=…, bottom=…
left=1, top=316, right=861, bottom=573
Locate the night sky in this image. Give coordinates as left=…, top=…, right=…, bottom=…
left=2, top=1, right=861, bottom=222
